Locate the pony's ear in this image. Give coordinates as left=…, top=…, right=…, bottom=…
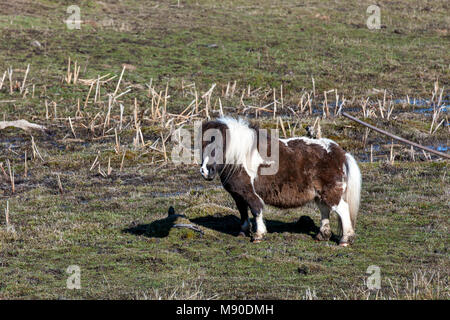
left=248, top=121, right=259, bottom=132
left=196, top=120, right=211, bottom=145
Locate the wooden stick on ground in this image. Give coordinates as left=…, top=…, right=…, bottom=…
left=342, top=112, right=450, bottom=160
left=172, top=224, right=204, bottom=235
left=0, top=120, right=46, bottom=132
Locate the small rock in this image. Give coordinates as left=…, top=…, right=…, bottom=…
left=297, top=265, right=308, bottom=275
left=31, top=40, right=42, bottom=49
left=122, top=63, right=136, bottom=71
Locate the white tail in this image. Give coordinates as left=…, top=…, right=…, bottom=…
left=344, top=153, right=362, bottom=229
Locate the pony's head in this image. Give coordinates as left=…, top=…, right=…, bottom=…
left=199, top=117, right=261, bottom=181
left=199, top=120, right=227, bottom=180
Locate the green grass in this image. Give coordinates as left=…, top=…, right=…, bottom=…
left=0, top=0, right=448, bottom=100
left=0, top=160, right=448, bottom=299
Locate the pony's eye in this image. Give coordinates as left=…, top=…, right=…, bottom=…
left=211, top=136, right=215, bottom=142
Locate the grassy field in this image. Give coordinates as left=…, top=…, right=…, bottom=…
left=0, top=0, right=449, bottom=299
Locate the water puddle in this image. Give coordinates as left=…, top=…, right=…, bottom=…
left=427, top=145, right=448, bottom=152
left=358, top=143, right=449, bottom=162
left=392, top=98, right=449, bottom=114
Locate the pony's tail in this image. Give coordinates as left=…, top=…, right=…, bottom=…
left=344, top=153, right=362, bottom=229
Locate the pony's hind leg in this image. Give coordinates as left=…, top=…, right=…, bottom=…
left=332, top=198, right=355, bottom=246
left=315, top=200, right=332, bottom=241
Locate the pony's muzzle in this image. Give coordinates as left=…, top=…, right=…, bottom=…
left=200, top=162, right=216, bottom=180
left=200, top=166, right=209, bottom=180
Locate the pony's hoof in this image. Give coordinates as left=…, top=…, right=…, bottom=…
left=251, top=235, right=264, bottom=243
left=315, top=230, right=331, bottom=241
left=339, top=235, right=355, bottom=246
left=314, top=234, right=324, bottom=241
left=237, top=231, right=246, bottom=237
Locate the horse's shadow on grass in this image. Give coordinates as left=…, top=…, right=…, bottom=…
left=191, top=214, right=340, bottom=243
left=122, top=215, right=183, bottom=238
left=123, top=214, right=340, bottom=244
left=122, top=214, right=239, bottom=239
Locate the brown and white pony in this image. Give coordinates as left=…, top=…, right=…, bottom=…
left=199, top=117, right=362, bottom=246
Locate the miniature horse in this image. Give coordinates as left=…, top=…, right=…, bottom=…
left=199, top=117, right=362, bottom=246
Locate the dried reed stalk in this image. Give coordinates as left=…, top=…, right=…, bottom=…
left=57, top=174, right=64, bottom=194
left=20, top=64, right=30, bottom=94
left=6, top=160, right=14, bottom=194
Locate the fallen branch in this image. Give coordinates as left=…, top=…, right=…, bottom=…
left=172, top=224, right=204, bottom=235
left=0, top=120, right=46, bottom=132
left=342, top=112, right=450, bottom=160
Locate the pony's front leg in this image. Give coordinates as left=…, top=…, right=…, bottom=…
left=315, top=201, right=332, bottom=241
left=247, top=197, right=266, bottom=243
left=231, top=193, right=250, bottom=237
left=252, top=210, right=267, bottom=243
left=224, top=173, right=265, bottom=242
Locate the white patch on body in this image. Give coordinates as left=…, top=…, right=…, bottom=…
left=280, top=137, right=337, bottom=153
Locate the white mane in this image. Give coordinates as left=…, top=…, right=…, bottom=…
left=217, top=117, right=264, bottom=183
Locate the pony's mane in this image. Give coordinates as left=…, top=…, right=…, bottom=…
left=217, top=117, right=264, bottom=183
